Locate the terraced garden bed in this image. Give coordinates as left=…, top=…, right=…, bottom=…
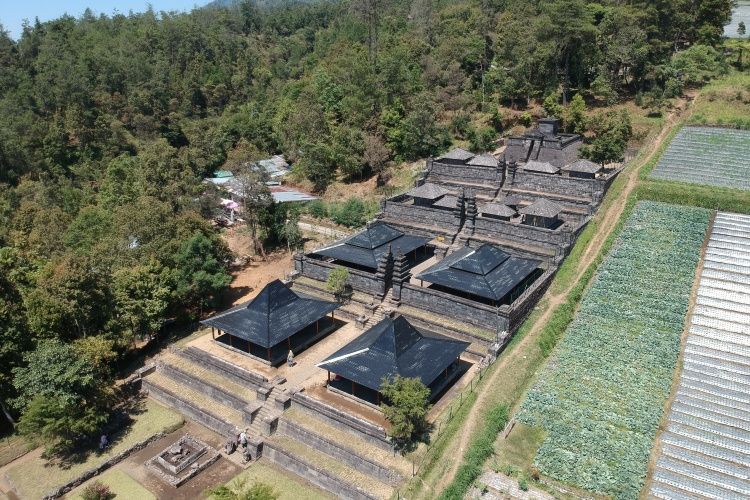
left=517, top=201, right=710, bottom=499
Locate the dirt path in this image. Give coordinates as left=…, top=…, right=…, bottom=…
left=429, top=97, right=694, bottom=497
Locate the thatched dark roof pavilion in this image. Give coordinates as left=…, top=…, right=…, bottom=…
left=202, top=280, right=339, bottom=365
left=519, top=198, right=563, bottom=229
left=312, top=224, right=429, bottom=271
left=318, top=315, right=468, bottom=405
left=415, top=244, right=541, bottom=305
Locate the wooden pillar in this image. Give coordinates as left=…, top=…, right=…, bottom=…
left=229, top=335, right=233, bottom=348
left=211, top=327, right=215, bottom=340
left=287, top=336, right=291, bottom=349
left=351, top=380, right=356, bottom=396
left=316, top=319, right=319, bottom=334
left=327, top=371, right=330, bottom=383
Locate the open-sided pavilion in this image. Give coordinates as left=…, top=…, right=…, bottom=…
left=201, top=279, right=340, bottom=366
left=318, top=315, right=469, bottom=406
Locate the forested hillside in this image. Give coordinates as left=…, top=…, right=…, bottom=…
left=0, top=0, right=733, bottom=451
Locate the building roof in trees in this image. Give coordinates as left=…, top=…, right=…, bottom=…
left=433, top=194, right=458, bottom=209
left=479, top=202, right=516, bottom=218
left=522, top=160, right=560, bottom=174
left=200, top=279, right=337, bottom=348
left=467, top=153, right=499, bottom=167
left=561, top=159, right=603, bottom=174
left=313, top=223, right=429, bottom=269
left=406, top=182, right=451, bottom=200
left=416, top=244, right=541, bottom=301
left=519, top=198, right=563, bottom=218
left=436, top=147, right=475, bottom=162
left=317, top=315, right=468, bottom=392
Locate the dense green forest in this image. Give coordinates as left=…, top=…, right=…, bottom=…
left=0, top=0, right=734, bottom=453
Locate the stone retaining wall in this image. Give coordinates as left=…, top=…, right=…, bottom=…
left=474, top=216, right=570, bottom=249
left=400, top=284, right=507, bottom=333
left=143, top=379, right=237, bottom=437
left=291, top=392, right=392, bottom=451
left=264, top=442, right=378, bottom=500
left=507, top=170, right=612, bottom=201
left=158, top=363, right=248, bottom=412
left=296, top=258, right=383, bottom=296
left=278, top=419, right=401, bottom=485
left=178, top=346, right=269, bottom=389
left=381, top=201, right=458, bottom=235
left=429, top=161, right=504, bottom=185
left=505, top=267, right=556, bottom=334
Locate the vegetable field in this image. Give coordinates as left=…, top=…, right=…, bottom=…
left=650, top=127, right=750, bottom=190
left=517, top=201, right=710, bottom=499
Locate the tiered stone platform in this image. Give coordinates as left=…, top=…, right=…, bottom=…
left=141, top=324, right=446, bottom=499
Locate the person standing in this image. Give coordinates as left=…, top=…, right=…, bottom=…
left=287, top=349, right=294, bottom=367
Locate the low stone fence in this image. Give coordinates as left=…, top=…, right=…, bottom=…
left=158, top=362, right=247, bottom=412
left=291, top=392, right=391, bottom=451
left=400, top=283, right=507, bottom=333
left=143, top=379, right=237, bottom=438
left=264, top=442, right=378, bottom=500
left=42, top=431, right=173, bottom=499
left=296, top=257, right=383, bottom=296
left=278, top=419, right=401, bottom=485
left=178, top=346, right=269, bottom=389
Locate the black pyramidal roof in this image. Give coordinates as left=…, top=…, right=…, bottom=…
left=317, top=316, right=468, bottom=392
left=416, top=244, right=541, bottom=301
left=313, top=223, right=429, bottom=269
left=201, top=280, right=338, bottom=348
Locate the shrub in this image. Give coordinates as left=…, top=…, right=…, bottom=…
left=81, top=481, right=114, bottom=500
left=330, top=198, right=367, bottom=227
left=381, top=376, right=431, bottom=453
left=326, top=267, right=351, bottom=301
left=306, top=200, right=328, bottom=219
left=518, top=478, right=529, bottom=492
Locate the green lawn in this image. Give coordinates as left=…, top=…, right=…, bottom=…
left=67, top=469, right=156, bottom=500
left=214, top=460, right=333, bottom=500
left=6, top=399, right=183, bottom=500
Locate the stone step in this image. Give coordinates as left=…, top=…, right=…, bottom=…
left=267, top=436, right=393, bottom=500
left=281, top=408, right=409, bottom=478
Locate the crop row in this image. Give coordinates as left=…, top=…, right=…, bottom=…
left=651, top=126, right=750, bottom=191
left=517, top=201, right=710, bottom=499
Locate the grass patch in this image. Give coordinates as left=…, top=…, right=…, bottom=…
left=219, top=461, right=333, bottom=500
left=438, top=405, right=509, bottom=500
left=491, top=422, right=546, bottom=476
left=6, top=399, right=183, bottom=500
left=0, top=434, right=34, bottom=468
left=688, top=71, right=750, bottom=129
left=68, top=469, right=156, bottom=500
left=637, top=179, right=750, bottom=214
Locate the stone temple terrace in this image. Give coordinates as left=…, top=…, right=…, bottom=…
left=137, top=119, right=623, bottom=499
